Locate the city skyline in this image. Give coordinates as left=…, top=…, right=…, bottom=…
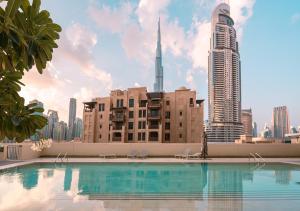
left=17, top=0, right=300, bottom=131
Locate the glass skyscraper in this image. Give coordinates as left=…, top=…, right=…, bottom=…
left=207, top=3, right=243, bottom=142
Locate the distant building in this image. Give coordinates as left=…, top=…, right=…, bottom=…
left=290, top=126, right=298, bottom=134
left=29, top=100, right=44, bottom=141
left=260, top=123, right=272, bottom=138
left=153, top=17, right=163, bottom=92
left=241, top=109, right=252, bottom=137
left=74, top=118, right=83, bottom=139
left=207, top=3, right=243, bottom=142
left=252, top=122, right=258, bottom=137
left=272, top=106, right=290, bottom=139
left=68, top=98, right=77, bottom=140
left=83, top=87, right=204, bottom=143
left=53, top=121, right=68, bottom=141
left=44, top=110, right=59, bottom=139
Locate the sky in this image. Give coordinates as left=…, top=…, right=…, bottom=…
left=12, top=0, right=300, bottom=131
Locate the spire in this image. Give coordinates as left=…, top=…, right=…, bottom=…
left=153, top=17, right=163, bottom=92
left=156, top=16, right=161, bottom=57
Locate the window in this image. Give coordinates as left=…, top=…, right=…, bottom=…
left=128, top=122, right=133, bottom=130
left=143, top=110, right=146, bottom=117
left=138, top=121, right=146, bottom=129
left=165, top=111, right=170, bottom=119
left=117, top=99, right=123, bottom=108
left=128, top=133, right=133, bottom=141
left=100, top=114, right=103, bottom=119
left=165, top=133, right=170, bottom=141
left=139, top=110, right=142, bottom=118
left=139, top=100, right=147, bottom=107
left=165, top=122, right=170, bottom=130
left=129, top=98, right=134, bottom=107
left=179, top=134, right=182, bottom=138
left=166, top=100, right=170, bottom=106
left=142, top=132, right=146, bottom=140
left=99, top=103, right=105, bottom=111
left=138, top=132, right=146, bottom=141
left=129, top=111, right=134, bottom=118
left=190, top=98, right=193, bottom=105
left=99, top=134, right=102, bottom=139
left=180, top=111, right=183, bottom=116
left=100, top=124, right=102, bottom=129
left=179, top=122, right=182, bottom=127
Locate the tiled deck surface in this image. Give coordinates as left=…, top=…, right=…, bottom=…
left=1, top=157, right=300, bottom=170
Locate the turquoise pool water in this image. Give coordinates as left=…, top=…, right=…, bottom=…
left=0, top=163, right=300, bottom=210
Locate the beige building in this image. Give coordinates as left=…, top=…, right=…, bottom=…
left=83, top=87, right=204, bottom=143
left=241, top=109, right=252, bottom=137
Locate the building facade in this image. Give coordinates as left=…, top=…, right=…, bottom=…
left=29, top=99, right=44, bottom=141
left=252, top=122, right=258, bottom=137
left=83, top=87, right=204, bottom=143
left=68, top=98, right=77, bottom=140
left=207, top=3, right=243, bottom=142
left=153, top=18, right=163, bottom=92
left=241, top=109, right=252, bottom=137
left=74, top=118, right=83, bottom=139
left=272, top=106, right=290, bottom=139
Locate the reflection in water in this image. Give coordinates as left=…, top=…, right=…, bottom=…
left=275, top=170, right=291, bottom=185
left=0, top=163, right=299, bottom=211
left=64, top=166, right=73, bottom=191
left=208, top=164, right=244, bottom=211
left=77, top=163, right=208, bottom=196
left=18, top=167, right=38, bottom=190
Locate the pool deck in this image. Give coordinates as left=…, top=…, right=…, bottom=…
left=1, top=157, right=300, bottom=170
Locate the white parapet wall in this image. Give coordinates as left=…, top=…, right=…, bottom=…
left=41, top=142, right=300, bottom=158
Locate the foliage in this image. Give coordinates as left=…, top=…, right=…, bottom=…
left=0, top=0, right=61, bottom=142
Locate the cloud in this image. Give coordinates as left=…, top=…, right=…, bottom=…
left=88, top=2, right=133, bottom=33
left=188, top=20, right=211, bottom=71
left=21, top=23, right=113, bottom=122
left=58, top=23, right=113, bottom=89
left=188, top=0, right=255, bottom=72
left=291, top=13, right=300, bottom=24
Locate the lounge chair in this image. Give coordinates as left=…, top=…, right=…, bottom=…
left=98, top=153, right=117, bottom=158
left=175, top=149, right=191, bottom=159
left=127, top=150, right=138, bottom=159
left=137, top=150, right=148, bottom=159
left=189, top=152, right=202, bottom=159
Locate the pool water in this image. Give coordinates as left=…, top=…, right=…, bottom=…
left=0, top=163, right=300, bottom=211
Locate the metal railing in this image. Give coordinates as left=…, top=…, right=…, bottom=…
left=55, top=152, right=68, bottom=163
left=249, top=152, right=266, bottom=163
left=255, top=152, right=266, bottom=163
left=55, top=152, right=61, bottom=163
left=249, top=152, right=258, bottom=162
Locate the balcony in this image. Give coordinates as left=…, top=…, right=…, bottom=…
left=147, top=101, right=161, bottom=108
left=148, top=124, right=159, bottom=129
left=111, top=115, right=125, bottom=122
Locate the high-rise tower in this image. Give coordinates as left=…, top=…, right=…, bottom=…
left=272, top=106, right=290, bottom=139
left=207, top=3, right=243, bottom=142
left=68, top=98, right=77, bottom=140
left=153, top=17, right=163, bottom=92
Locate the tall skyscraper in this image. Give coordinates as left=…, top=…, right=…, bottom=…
left=45, top=110, right=59, bottom=139
left=74, top=118, right=83, bottom=139
left=29, top=100, right=44, bottom=141
left=252, top=122, right=258, bottom=137
left=272, top=106, right=290, bottom=139
left=207, top=3, right=243, bottom=142
left=153, top=17, right=163, bottom=92
left=241, top=109, right=252, bottom=136
left=68, top=98, right=77, bottom=140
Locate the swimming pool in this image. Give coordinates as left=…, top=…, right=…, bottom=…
left=0, top=163, right=300, bottom=210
